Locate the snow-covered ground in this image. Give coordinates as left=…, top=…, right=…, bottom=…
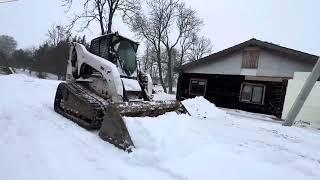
left=1, top=74, right=320, bottom=180
left=15, top=69, right=59, bottom=80
left=152, top=85, right=176, bottom=101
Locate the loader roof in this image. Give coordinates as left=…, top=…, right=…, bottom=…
left=93, top=32, right=139, bottom=46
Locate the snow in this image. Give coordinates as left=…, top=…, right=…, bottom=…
left=1, top=74, right=320, bottom=180
left=15, top=69, right=59, bottom=80
left=152, top=91, right=176, bottom=101
left=182, top=96, right=227, bottom=119
left=121, top=78, right=142, bottom=91
left=152, top=85, right=176, bottom=101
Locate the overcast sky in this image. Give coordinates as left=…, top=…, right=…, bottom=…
left=1, top=0, right=320, bottom=55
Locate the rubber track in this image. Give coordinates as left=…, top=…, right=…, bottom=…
left=54, top=82, right=107, bottom=130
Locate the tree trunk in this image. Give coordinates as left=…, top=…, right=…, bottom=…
left=99, top=18, right=105, bottom=35
left=144, top=46, right=149, bottom=72
left=180, top=48, right=184, bottom=67
left=156, top=46, right=166, bottom=93
left=167, top=48, right=173, bottom=94
left=149, top=55, right=154, bottom=81
left=107, top=12, right=113, bottom=34
left=97, top=1, right=105, bottom=35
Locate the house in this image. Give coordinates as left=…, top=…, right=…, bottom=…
left=176, top=39, right=318, bottom=118
left=282, top=72, right=320, bottom=127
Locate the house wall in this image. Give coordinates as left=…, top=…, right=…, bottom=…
left=184, top=52, right=242, bottom=75
left=257, top=51, right=315, bottom=77
left=177, top=73, right=288, bottom=118
left=282, top=72, right=320, bottom=128
left=184, top=49, right=315, bottom=78
left=179, top=47, right=316, bottom=118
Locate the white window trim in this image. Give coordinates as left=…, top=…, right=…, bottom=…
left=239, top=82, right=266, bottom=105
left=189, top=78, right=207, bottom=96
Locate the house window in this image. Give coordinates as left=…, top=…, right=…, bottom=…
left=242, top=47, right=260, bottom=69
left=189, top=78, right=207, bottom=96
left=240, top=83, right=265, bottom=104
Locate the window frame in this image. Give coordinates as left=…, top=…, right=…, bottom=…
left=239, top=83, right=266, bottom=105
left=188, top=78, right=207, bottom=96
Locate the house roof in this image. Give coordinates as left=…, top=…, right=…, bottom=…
left=181, top=38, right=319, bottom=70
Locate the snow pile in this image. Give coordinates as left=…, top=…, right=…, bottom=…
left=182, top=96, right=227, bottom=119
left=1, top=74, right=320, bottom=180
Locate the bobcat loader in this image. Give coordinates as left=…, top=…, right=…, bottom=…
left=54, top=32, right=184, bottom=152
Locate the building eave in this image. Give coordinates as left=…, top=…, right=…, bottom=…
left=181, top=38, right=319, bottom=71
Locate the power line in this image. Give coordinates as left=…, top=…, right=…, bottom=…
left=0, top=0, right=18, bottom=4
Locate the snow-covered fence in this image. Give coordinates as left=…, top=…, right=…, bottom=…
left=282, top=72, right=320, bottom=128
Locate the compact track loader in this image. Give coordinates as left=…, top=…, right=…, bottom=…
left=54, top=32, right=185, bottom=152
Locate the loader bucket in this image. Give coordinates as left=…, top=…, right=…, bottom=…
left=99, top=105, right=135, bottom=152
left=99, top=100, right=182, bottom=152
left=116, top=100, right=181, bottom=117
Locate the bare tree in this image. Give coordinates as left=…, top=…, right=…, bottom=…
left=0, top=35, right=17, bottom=73
left=47, top=25, right=70, bottom=46
left=63, top=0, right=139, bottom=35
left=128, top=0, right=210, bottom=93
left=127, top=0, right=177, bottom=92
left=106, top=0, right=140, bottom=33
left=161, top=2, right=202, bottom=93
left=177, top=35, right=192, bottom=66
left=0, top=35, right=17, bottom=56
left=140, top=41, right=156, bottom=73
left=187, top=33, right=212, bottom=61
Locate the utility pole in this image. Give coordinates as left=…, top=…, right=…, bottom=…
left=283, top=58, right=320, bottom=126
left=0, top=0, right=18, bottom=3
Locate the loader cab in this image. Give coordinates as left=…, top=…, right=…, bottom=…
left=90, top=33, right=139, bottom=77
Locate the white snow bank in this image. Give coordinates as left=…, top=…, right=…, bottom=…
left=1, top=74, right=320, bottom=180
left=182, top=96, right=227, bottom=119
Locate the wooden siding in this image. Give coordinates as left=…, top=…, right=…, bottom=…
left=177, top=73, right=288, bottom=118
left=242, top=47, right=260, bottom=68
